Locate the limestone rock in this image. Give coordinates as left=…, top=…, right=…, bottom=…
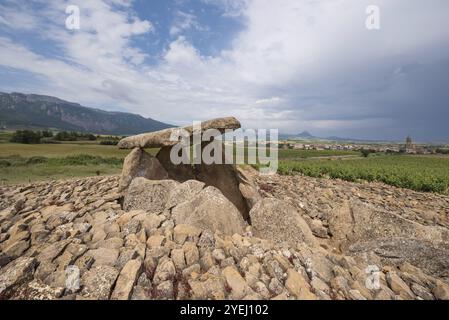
left=88, top=248, right=119, bottom=267
left=123, top=178, right=179, bottom=212
left=118, top=117, right=241, bottom=149
left=285, top=269, right=316, bottom=300
left=111, top=259, right=142, bottom=300
left=165, top=180, right=205, bottom=209
left=0, top=257, right=37, bottom=299
left=195, top=163, right=250, bottom=221
left=386, top=272, right=415, bottom=300
left=119, top=148, right=168, bottom=192
left=153, top=258, right=176, bottom=285
left=249, top=198, right=317, bottom=247
left=433, top=281, right=449, bottom=300
left=172, top=186, right=247, bottom=235
left=80, top=265, right=119, bottom=300
left=173, top=224, right=202, bottom=245
left=222, top=266, right=248, bottom=299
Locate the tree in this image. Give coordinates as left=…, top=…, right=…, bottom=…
left=42, top=130, right=53, bottom=138
left=10, top=130, right=42, bottom=144
left=361, top=149, right=375, bottom=158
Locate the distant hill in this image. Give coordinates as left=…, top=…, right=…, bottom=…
left=0, top=92, right=172, bottom=135
left=296, top=131, right=315, bottom=139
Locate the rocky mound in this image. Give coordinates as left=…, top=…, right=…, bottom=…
left=1, top=173, right=449, bottom=300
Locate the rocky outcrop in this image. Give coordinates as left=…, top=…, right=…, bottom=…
left=326, top=200, right=449, bottom=277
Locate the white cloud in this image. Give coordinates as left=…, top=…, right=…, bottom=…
left=170, top=11, right=204, bottom=36
left=1, top=0, right=449, bottom=139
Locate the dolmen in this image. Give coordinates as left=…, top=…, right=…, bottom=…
left=117, top=117, right=260, bottom=222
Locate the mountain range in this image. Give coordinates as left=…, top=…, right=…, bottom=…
left=0, top=92, right=172, bottom=135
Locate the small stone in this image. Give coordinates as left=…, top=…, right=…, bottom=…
left=123, top=219, right=141, bottom=236
left=111, top=259, right=143, bottom=300
left=116, top=249, right=139, bottom=271
left=386, top=272, right=415, bottom=300
left=174, top=224, right=202, bottom=245
left=147, top=235, right=165, bottom=249
left=74, top=254, right=94, bottom=272
left=94, top=237, right=124, bottom=250
left=252, top=281, right=270, bottom=299
left=171, top=249, right=186, bottom=271
left=116, top=210, right=142, bottom=228
left=411, top=283, right=434, bottom=300
left=88, top=248, right=119, bottom=267
left=222, top=266, right=247, bottom=299
left=433, top=281, right=449, bottom=300
left=182, top=264, right=201, bottom=279
left=154, top=280, right=174, bottom=300
left=3, top=239, right=30, bottom=259
left=212, top=248, right=226, bottom=262
left=183, top=242, right=199, bottom=267
left=268, top=278, right=284, bottom=295
left=197, top=229, right=215, bottom=248
left=0, top=257, right=37, bottom=299
left=348, top=289, right=367, bottom=300
left=285, top=269, right=316, bottom=300
left=81, top=265, right=119, bottom=300
left=153, top=258, right=176, bottom=285
left=220, top=257, right=236, bottom=268
left=200, top=251, right=215, bottom=271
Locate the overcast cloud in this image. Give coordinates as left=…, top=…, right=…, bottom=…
left=0, top=0, right=448, bottom=141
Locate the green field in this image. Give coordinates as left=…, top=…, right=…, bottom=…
left=1, top=142, right=449, bottom=195
left=278, top=149, right=359, bottom=159
left=278, top=154, right=449, bottom=194
left=0, top=143, right=158, bottom=184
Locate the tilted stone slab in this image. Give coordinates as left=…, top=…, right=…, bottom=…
left=117, top=117, right=241, bottom=149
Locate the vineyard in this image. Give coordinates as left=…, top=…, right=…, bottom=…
left=278, top=154, right=449, bottom=194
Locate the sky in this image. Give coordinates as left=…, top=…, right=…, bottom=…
left=0, top=0, right=449, bottom=141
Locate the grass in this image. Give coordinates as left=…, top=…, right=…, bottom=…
left=277, top=154, right=449, bottom=194
left=0, top=143, right=160, bottom=184
left=278, top=149, right=359, bottom=159
left=0, top=143, right=130, bottom=158
left=1, top=142, right=449, bottom=196
left=0, top=154, right=124, bottom=184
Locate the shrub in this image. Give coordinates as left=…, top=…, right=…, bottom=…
left=10, top=130, right=42, bottom=144
left=54, top=131, right=97, bottom=141
left=0, top=160, right=11, bottom=167
left=100, top=140, right=118, bottom=146
left=25, top=156, right=47, bottom=165
left=361, top=149, right=376, bottom=158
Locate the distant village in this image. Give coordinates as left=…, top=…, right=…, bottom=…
left=278, top=136, right=447, bottom=155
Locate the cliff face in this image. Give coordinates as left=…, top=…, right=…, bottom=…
left=0, top=92, right=172, bottom=135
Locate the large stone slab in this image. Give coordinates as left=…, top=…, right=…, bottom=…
left=195, top=163, right=250, bottom=221
left=172, top=186, right=247, bottom=235
left=123, top=178, right=180, bottom=212
left=249, top=198, right=317, bottom=247
left=118, top=117, right=241, bottom=149
left=119, top=148, right=168, bottom=191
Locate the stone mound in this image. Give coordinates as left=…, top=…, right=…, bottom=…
left=1, top=175, right=449, bottom=300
